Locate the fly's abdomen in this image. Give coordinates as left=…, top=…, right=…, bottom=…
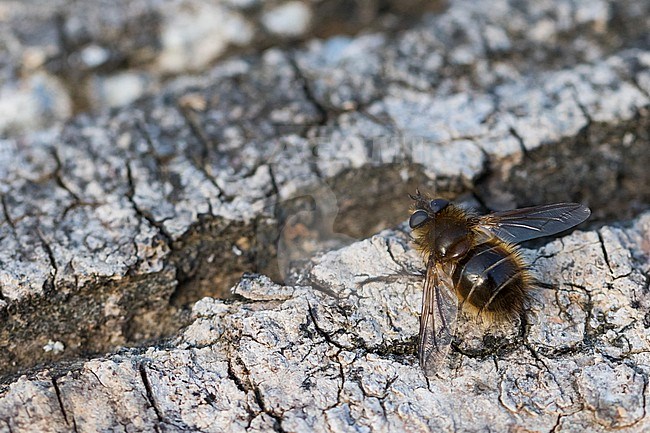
left=452, top=240, right=530, bottom=318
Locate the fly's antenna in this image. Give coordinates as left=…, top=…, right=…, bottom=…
left=408, top=188, right=421, bottom=201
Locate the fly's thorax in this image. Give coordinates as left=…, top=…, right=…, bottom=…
left=412, top=205, right=475, bottom=260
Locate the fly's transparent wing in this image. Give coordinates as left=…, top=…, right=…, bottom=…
left=419, top=258, right=458, bottom=376
left=478, top=203, right=590, bottom=244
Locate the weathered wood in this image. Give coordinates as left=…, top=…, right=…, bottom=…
left=1, top=214, right=649, bottom=432
left=1, top=0, right=650, bottom=379
left=0, top=0, right=649, bottom=429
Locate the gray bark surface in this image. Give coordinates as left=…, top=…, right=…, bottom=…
left=0, top=0, right=649, bottom=430
left=1, top=216, right=649, bottom=432
left=1, top=0, right=649, bottom=375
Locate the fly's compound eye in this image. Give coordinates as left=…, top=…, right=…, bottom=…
left=429, top=199, right=449, bottom=214
left=409, top=210, right=430, bottom=229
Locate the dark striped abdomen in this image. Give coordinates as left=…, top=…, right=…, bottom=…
left=452, top=240, right=529, bottom=317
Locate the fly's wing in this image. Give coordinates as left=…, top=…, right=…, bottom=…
left=477, top=203, right=590, bottom=244
left=419, top=258, right=458, bottom=376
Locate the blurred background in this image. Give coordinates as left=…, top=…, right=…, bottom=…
left=1, top=0, right=443, bottom=136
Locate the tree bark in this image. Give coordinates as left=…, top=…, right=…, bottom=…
left=0, top=0, right=649, bottom=430
left=2, top=217, right=650, bottom=432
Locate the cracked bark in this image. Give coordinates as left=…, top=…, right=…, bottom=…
left=0, top=0, right=649, bottom=430
left=3, top=219, right=649, bottom=431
